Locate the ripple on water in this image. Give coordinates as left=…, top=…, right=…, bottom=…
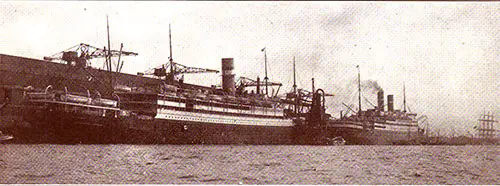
left=15, top=173, right=54, bottom=179
left=177, top=175, right=197, bottom=179
left=0, top=145, right=499, bottom=184
left=200, top=178, right=225, bottom=183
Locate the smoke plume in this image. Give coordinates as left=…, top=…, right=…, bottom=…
left=361, top=80, right=383, bottom=94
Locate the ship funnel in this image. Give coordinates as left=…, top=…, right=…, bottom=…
left=222, top=58, right=236, bottom=96
left=377, top=91, right=384, bottom=111
left=256, top=76, right=260, bottom=95
left=387, top=94, right=394, bottom=112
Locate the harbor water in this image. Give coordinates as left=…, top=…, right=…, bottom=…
left=0, top=145, right=498, bottom=184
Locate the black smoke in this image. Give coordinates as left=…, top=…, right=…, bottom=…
left=361, top=80, right=383, bottom=94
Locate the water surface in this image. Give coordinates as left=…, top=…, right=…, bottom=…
left=0, top=145, right=498, bottom=184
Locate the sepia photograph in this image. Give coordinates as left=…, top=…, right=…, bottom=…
left=0, top=1, right=499, bottom=184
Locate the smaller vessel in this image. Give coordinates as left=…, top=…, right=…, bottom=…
left=0, top=131, right=14, bottom=142
left=328, top=67, right=424, bottom=145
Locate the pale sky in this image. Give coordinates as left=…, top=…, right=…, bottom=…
left=1, top=2, right=499, bottom=136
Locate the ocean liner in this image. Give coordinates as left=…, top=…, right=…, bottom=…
left=0, top=22, right=331, bottom=144
left=327, top=68, right=425, bottom=145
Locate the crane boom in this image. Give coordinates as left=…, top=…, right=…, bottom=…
left=143, top=24, right=219, bottom=79
left=145, top=61, right=219, bottom=78
left=43, top=43, right=138, bottom=69
left=170, top=62, right=219, bottom=74
left=236, top=76, right=282, bottom=87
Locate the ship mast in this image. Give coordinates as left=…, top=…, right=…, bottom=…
left=169, top=24, right=174, bottom=82
left=403, top=82, right=407, bottom=112
left=262, top=47, right=269, bottom=96
left=312, top=78, right=315, bottom=93
left=293, top=56, right=297, bottom=114
left=106, top=15, right=111, bottom=72
left=106, top=15, right=113, bottom=88
left=293, top=56, right=297, bottom=94
left=357, top=65, right=361, bottom=112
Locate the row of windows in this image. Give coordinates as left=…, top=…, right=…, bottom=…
left=157, top=98, right=289, bottom=118
left=158, top=100, right=283, bottom=116
left=157, top=105, right=285, bottom=119
left=159, top=95, right=276, bottom=110
left=158, top=113, right=293, bottom=127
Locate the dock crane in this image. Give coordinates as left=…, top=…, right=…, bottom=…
left=142, top=24, right=219, bottom=82
left=144, top=61, right=219, bottom=81
left=42, top=42, right=138, bottom=96
left=43, top=43, right=138, bottom=73
left=42, top=16, right=139, bottom=97
left=44, top=17, right=138, bottom=73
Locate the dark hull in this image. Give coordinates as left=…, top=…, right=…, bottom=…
left=10, top=119, right=295, bottom=145
left=0, top=53, right=162, bottom=141
left=335, top=129, right=422, bottom=145
left=2, top=95, right=334, bottom=145
left=155, top=119, right=294, bottom=145
left=327, top=123, right=424, bottom=145
left=3, top=101, right=295, bottom=145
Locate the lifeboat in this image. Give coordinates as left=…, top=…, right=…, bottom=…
left=114, top=85, right=132, bottom=92
left=92, top=98, right=118, bottom=107
left=26, top=92, right=55, bottom=100
left=61, top=94, right=91, bottom=104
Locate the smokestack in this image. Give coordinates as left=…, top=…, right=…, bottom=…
left=387, top=95, right=394, bottom=112
left=377, top=91, right=384, bottom=111
left=256, top=76, right=260, bottom=95
left=221, top=58, right=235, bottom=96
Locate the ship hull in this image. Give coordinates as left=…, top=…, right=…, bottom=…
left=9, top=118, right=295, bottom=145
left=3, top=98, right=295, bottom=145
left=334, top=129, right=423, bottom=145
left=154, top=119, right=294, bottom=145
left=328, top=121, right=424, bottom=145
